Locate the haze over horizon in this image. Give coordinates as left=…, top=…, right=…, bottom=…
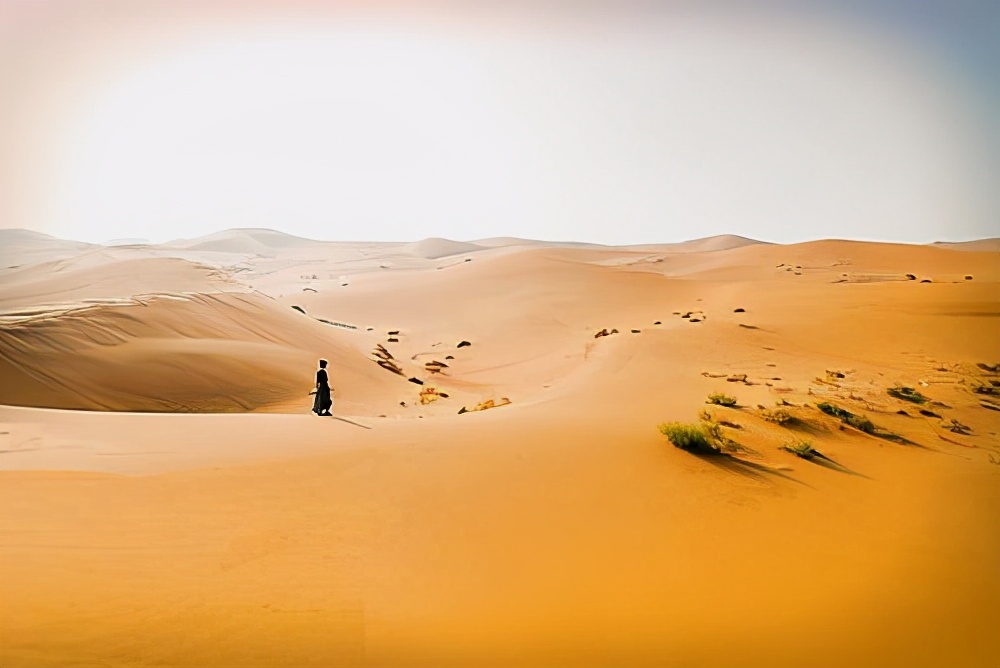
left=2, top=1, right=997, bottom=247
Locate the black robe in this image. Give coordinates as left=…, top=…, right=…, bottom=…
left=313, top=368, right=332, bottom=414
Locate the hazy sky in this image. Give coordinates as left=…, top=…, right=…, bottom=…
left=1, top=1, right=997, bottom=245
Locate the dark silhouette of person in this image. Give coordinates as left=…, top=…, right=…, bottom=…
left=312, top=359, right=333, bottom=416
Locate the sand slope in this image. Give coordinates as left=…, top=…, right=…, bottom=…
left=1, top=231, right=998, bottom=667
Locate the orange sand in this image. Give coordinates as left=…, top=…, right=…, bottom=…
left=1, top=229, right=998, bottom=667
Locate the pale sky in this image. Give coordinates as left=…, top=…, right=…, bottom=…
left=1, top=1, right=997, bottom=245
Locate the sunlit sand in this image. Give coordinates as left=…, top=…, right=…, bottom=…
left=1, top=228, right=998, bottom=667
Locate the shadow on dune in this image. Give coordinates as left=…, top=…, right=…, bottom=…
left=697, top=452, right=811, bottom=488
left=330, top=416, right=373, bottom=430
left=783, top=418, right=829, bottom=437
left=802, top=453, right=872, bottom=479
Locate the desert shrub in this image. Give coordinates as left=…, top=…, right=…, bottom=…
left=659, top=422, right=722, bottom=454
left=845, top=414, right=876, bottom=434
left=706, top=392, right=738, bottom=407
left=817, top=402, right=876, bottom=434
left=887, top=386, right=927, bottom=404
left=781, top=440, right=815, bottom=458
left=972, top=382, right=999, bottom=396
left=761, top=408, right=793, bottom=425
left=817, top=402, right=853, bottom=419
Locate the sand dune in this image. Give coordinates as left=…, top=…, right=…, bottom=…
left=626, top=233, right=767, bottom=253
left=400, top=237, right=485, bottom=259
left=0, top=228, right=98, bottom=268
left=931, top=238, right=1000, bottom=253
left=1, top=231, right=998, bottom=667
left=163, top=227, right=326, bottom=255
left=0, top=290, right=404, bottom=413
left=0, top=255, right=233, bottom=309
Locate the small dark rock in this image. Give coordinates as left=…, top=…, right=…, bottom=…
left=408, top=377, right=424, bottom=385
left=457, top=340, right=471, bottom=348
left=733, top=308, right=745, bottom=313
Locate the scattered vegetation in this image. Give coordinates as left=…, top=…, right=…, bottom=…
left=817, top=402, right=851, bottom=419
left=845, top=414, right=876, bottom=434
left=780, top=439, right=836, bottom=463
left=760, top=407, right=794, bottom=425
left=458, top=397, right=511, bottom=414
left=817, top=402, right=905, bottom=440
left=290, top=305, right=306, bottom=314
left=946, top=419, right=972, bottom=435
left=659, top=422, right=724, bottom=454
left=781, top=440, right=816, bottom=458
left=700, top=409, right=741, bottom=429
left=971, top=382, right=999, bottom=396
left=817, top=402, right=875, bottom=433
left=706, top=392, right=738, bottom=407
left=887, top=385, right=928, bottom=404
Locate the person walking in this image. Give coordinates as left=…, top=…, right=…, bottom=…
left=312, top=359, right=333, bottom=416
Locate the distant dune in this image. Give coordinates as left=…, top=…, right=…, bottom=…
left=163, top=227, right=324, bottom=255
left=0, top=228, right=97, bottom=267
left=472, top=236, right=608, bottom=249
left=931, top=238, right=1000, bottom=252
left=626, top=233, right=767, bottom=253
left=401, top=237, right=485, bottom=259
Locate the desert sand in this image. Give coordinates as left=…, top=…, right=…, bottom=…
left=1, top=227, right=998, bottom=667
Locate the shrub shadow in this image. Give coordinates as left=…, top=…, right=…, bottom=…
left=696, top=452, right=811, bottom=488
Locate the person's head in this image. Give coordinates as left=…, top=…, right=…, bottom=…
left=319, top=359, right=328, bottom=369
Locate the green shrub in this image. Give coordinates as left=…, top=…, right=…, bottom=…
left=706, top=392, right=738, bottom=407
left=817, top=402, right=853, bottom=419
left=781, top=440, right=815, bottom=458
left=659, top=422, right=722, bottom=454
left=761, top=407, right=793, bottom=425
left=845, top=414, right=876, bottom=434
left=887, top=386, right=927, bottom=404
left=817, top=402, right=878, bottom=435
